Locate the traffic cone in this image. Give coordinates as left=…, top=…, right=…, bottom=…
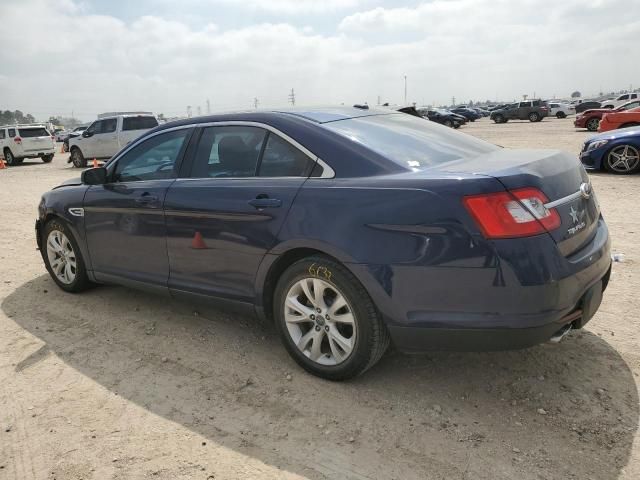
left=92, top=158, right=98, bottom=168
left=0, top=159, right=5, bottom=169
left=191, top=231, right=208, bottom=249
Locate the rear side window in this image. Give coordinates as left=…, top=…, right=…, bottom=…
left=0, top=130, right=5, bottom=140
left=323, top=113, right=497, bottom=169
left=8, top=129, right=16, bottom=138
left=19, top=128, right=50, bottom=138
left=123, top=116, right=159, bottom=131
left=258, top=133, right=314, bottom=177
left=519, top=102, right=532, bottom=108
left=190, top=126, right=266, bottom=178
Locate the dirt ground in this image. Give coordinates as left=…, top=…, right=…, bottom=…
left=1, top=117, right=639, bottom=480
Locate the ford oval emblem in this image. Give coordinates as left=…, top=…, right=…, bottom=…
left=580, top=182, right=592, bottom=199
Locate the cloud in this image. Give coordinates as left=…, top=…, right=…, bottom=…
left=0, top=0, right=639, bottom=121
left=216, top=0, right=364, bottom=14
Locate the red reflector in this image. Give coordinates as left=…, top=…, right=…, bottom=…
left=463, top=188, right=560, bottom=239
left=13, top=136, right=22, bottom=143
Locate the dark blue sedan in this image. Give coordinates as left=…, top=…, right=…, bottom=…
left=580, top=126, right=640, bottom=174
left=36, top=107, right=611, bottom=380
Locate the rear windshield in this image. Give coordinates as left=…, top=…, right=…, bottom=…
left=19, top=128, right=50, bottom=138
left=323, top=113, right=497, bottom=169
left=122, top=116, right=158, bottom=131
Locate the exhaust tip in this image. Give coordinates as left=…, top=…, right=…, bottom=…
left=549, top=324, right=573, bottom=344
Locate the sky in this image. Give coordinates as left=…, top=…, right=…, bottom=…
left=1, top=0, right=639, bottom=122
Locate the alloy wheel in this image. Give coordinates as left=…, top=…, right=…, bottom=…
left=46, top=230, right=77, bottom=284
left=586, top=118, right=600, bottom=131
left=284, top=277, right=356, bottom=366
left=607, top=145, right=640, bottom=173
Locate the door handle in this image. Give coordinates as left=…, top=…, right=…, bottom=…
left=248, top=196, right=282, bottom=209
left=135, top=193, right=160, bottom=206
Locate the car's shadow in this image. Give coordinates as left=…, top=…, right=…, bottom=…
left=3, top=275, right=637, bottom=479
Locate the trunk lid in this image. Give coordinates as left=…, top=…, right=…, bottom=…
left=440, top=149, right=599, bottom=256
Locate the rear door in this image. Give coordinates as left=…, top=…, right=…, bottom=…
left=17, top=127, right=53, bottom=155
left=83, top=127, right=193, bottom=286
left=518, top=102, right=532, bottom=119
left=164, top=124, right=317, bottom=302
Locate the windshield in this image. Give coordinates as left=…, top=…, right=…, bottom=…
left=18, top=127, right=50, bottom=138
left=323, top=113, right=498, bottom=169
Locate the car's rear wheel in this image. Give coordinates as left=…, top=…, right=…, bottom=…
left=586, top=118, right=600, bottom=132
left=529, top=112, right=540, bottom=122
left=41, top=154, right=54, bottom=163
left=556, top=111, right=566, bottom=119
left=274, top=256, right=389, bottom=380
left=42, top=219, right=92, bottom=292
left=62, top=141, right=69, bottom=153
left=493, top=114, right=505, bottom=124
left=444, top=119, right=453, bottom=128
left=70, top=147, right=86, bottom=168
left=604, top=144, right=640, bottom=175
left=3, top=148, right=17, bottom=166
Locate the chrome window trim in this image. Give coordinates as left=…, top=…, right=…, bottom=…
left=107, top=121, right=335, bottom=179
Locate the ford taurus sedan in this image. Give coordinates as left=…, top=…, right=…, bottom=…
left=36, top=107, right=611, bottom=380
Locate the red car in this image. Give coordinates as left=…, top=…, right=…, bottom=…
left=598, top=107, right=640, bottom=133
left=575, top=100, right=640, bottom=131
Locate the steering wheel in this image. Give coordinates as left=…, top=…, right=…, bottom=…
left=154, top=161, right=174, bottom=173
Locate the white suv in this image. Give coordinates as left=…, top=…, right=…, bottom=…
left=0, top=124, right=55, bottom=166
left=602, top=93, right=639, bottom=109
left=548, top=102, right=576, bottom=119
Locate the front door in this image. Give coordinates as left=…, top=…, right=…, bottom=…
left=83, top=127, right=192, bottom=286
left=165, top=124, right=317, bottom=303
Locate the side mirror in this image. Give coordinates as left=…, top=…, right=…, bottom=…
left=81, top=167, right=107, bottom=185
left=82, top=130, right=93, bottom=138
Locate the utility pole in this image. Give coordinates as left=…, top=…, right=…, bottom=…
left=206, top=99, right=211, bottom=115
left=377, top=95, right=381, bottom=105
left=288, top=88, right=296, bottom=106
left=187, top=105, right=192, bottom=118
left=404, top=75, right=407, bottom=104
left=197, top=106, right=201, bottom=117
left=452, top=96, right=456, bottom=107
left=253, top=97, right=259, bottom=109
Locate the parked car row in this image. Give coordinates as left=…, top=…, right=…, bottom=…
left=574, top=100, right=640, bottom=132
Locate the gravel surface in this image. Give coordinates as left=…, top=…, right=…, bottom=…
left=1, top=117, right=639, bottom=479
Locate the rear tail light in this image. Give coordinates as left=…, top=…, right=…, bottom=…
left=13, top=136, right=22, bottom=144
left=463, top=188, right=561, bottom=239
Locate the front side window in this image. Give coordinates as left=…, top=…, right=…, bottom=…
left=190, top=126, right=266, bottom=178
left=621, top=101, right=640, bottom=111
left=102, top=118, right=117, bottom=133
left=259, top=133, right=314, bottom=177
left=619, top=95, right=629, bottom=100
left=85, top=121, right=100, bottom=135
left=113, top=129, right=189, bottom=182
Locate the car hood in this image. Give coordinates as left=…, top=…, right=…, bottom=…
left=53, top=177, right=83, bottom=189
left=588, top=126, right=640, bottom=142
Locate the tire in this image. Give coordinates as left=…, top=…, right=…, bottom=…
left=70, top=147, right=86, bottom=168
left=41, top=154, right=54, bottom=163
left=528, top=112, right=540, bottom=122
left=586, top=118, right=600, bottom=132
left=444, top=119, right=453, bottom=128
left=3, top=148, right=17, bottom=166
left=493, top=114, right=505, bottom=124
left=619, top=123, right=640, bottom=129
left=604, top=144, right=640, bottom=175
left=273, top=256, right=390, bottom=380
left=63, top=141, right=69, bottom=153
left=556, top=112, right=566, bottom=119
left=41, top=219, right=93, bottom=293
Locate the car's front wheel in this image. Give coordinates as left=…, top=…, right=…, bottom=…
left=444, top=119, right=453, bottom=128
left=70, top=147, right=87, bottom=168
left=493, top=114, right=505, bottom=123
left=3, top=148, right=17, bottom=166
left=586, top=118, right=600, bottom=132
left=274, top=256, right=389, bottom=380
left=42, top=219, right=92, bottom=292
left=556, top=111, right=566, bottom=119
left=604, top=145, right=640, bottom=175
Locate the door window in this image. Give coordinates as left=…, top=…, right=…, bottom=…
left=113, top=129, right=190, bottom=182
left=0, top=130, right=5, bottom=140
left=519, top=102, right=532, bottom=108
left=190, top=126, right=266, bottom=178
left=619, top=95, right=629, bottom=101
left=102, top=118, right=117, bottom=133
left=85, top=121, right=99, bottom=135
left=8, top=128, right=16, bottom=138
left=258, top=133, right=315, bottom=177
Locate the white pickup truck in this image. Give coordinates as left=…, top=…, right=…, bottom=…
left=68, top=114, right=158, bottom=167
